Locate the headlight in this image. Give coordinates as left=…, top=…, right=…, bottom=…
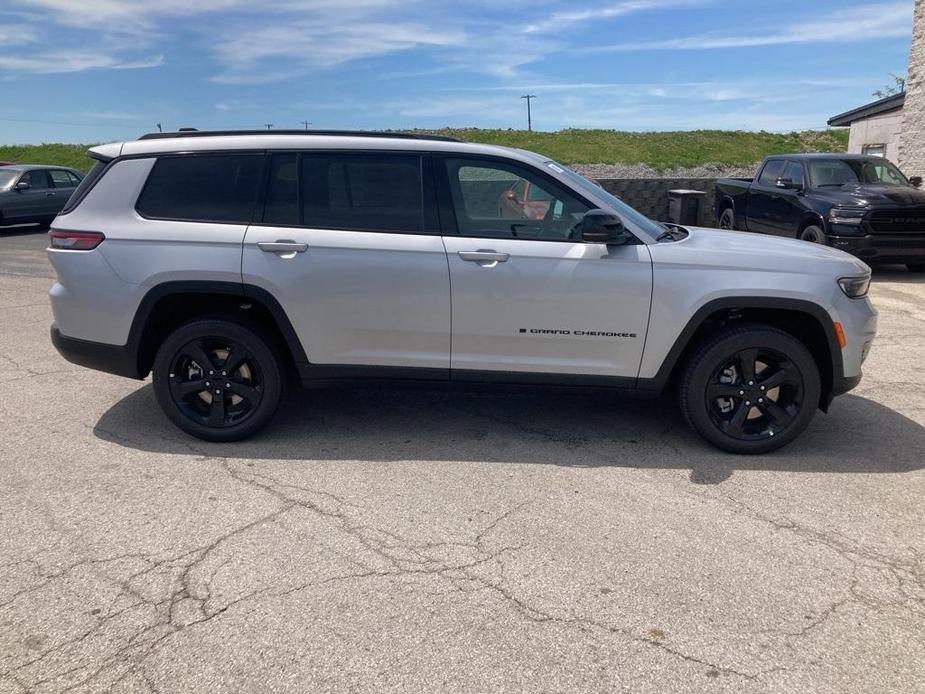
left=838, top=275, right=870, bottom=298
left=828, top=207, right=867, bottom=225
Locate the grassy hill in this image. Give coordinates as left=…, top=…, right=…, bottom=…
left=1, top=129, right=848, bottom=173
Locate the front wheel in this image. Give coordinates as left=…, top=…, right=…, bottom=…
left=679, top=325, right=821, bottom=454
left=718, top=207, right=735, bottom=230
left=798, top=225, right=826, bottom=244
left=153, top=318, right=284, bottom=442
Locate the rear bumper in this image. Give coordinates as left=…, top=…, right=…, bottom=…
left=828, top=232, right=925, bottom=264
left=51, top=323, right=142, bottom=379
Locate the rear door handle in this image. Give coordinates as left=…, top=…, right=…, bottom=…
left=458, top=250, right=509, bottom=264
left=257, top=241, right=308, bottom=254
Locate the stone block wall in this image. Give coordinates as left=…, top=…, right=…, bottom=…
left=596, top=178, right=718, bottom=225
left=901, top=0, right=925, bottom=178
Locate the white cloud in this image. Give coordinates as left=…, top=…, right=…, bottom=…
left=0, top=50, right=161, bottom=74
left=583, top=1, right=911, bottom=51
left=0, top=23, right=38, bottom=44
left=524, top=0, right=710, bottom=34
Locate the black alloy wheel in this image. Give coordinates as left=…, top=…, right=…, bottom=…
left=680, top=325, right=821, bottom=454
left=719, top=208, right=735, bottom=230
left=153, top=319, right=283, bottom=441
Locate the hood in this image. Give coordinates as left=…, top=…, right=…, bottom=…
left=812, top=183, right=925, bottom=207
left=652, top=226, right=870, bottom=276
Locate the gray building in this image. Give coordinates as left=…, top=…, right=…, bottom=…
left=827, top=0, right=925, bottom=178
left=827, top=93, right=905, bottom=162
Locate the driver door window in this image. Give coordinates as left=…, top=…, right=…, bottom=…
left=443, top=158, right=590, bottom=240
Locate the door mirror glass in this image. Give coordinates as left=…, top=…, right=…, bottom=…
left=14, top=180, right=30, bottom=191
left=581, top=209, right=627, bottom=244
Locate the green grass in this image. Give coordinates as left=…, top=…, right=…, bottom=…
left=442, top=129, right=850, bottom=168
left=1, top=129, right=849, bottom=173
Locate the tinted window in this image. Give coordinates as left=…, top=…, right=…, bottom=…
left=757, top=160, right=784, bottom=186
left=23, top=170, right=51, bottom=190
left=444, top=158, right=590, bottom=240
left=60, top=160, right=105, bottom=214
left=0, top=170, right=17, bottom=189
left=137, top=154, right=262, bottom=223
left=782, top=161, right=804, bottom=187
left=809, top=158, right=909, bottom=187
left=302, top=153, right=423, bottom=232
left=263, top=153, right=299, bottom=225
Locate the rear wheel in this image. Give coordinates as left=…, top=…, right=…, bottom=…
left=153, top=318, right=284, bottom=441
left=679, top=325, right=821, bottom=454
left=907, top=263, right=925, bottom=273
left=798, top=224, right=826, bottom=244
left=718, top=207, right=735, bottom=230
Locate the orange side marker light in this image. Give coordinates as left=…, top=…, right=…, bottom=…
left=833, top=322, right=846, bottom=349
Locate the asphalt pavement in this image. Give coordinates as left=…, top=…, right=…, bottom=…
left=1, top=228, right=923, bottom=693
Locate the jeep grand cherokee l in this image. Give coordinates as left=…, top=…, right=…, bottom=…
left=47, top=130, right=877, bottom=454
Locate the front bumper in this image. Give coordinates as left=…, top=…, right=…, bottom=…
left=828, top=231, right=925, bottom=264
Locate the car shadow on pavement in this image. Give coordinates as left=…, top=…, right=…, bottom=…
left=871, top=265, right=924, bottom=283
left=93, top=383, right=925, bottom=485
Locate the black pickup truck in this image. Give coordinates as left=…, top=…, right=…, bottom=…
left=714, top=154, right=925, bottom=271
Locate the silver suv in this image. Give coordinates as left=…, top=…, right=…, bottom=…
left=48, top=130, right=877, bottom=453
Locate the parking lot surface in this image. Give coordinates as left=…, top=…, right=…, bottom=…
left=1, top=227, right=924, bottom=693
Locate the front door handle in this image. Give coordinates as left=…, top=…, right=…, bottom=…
left=45, top=192, right=56, bottom=197
left=257, top=241, right=308, bottom=254
left=458, top=250, right=510, bottom=265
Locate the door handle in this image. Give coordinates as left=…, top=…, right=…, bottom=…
left=458, top=250, right=509, bottom=264
left=257, top=241, right=308, bottom=254
left=45, top=192, right=56, bottom=196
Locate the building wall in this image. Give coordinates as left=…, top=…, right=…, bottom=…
left=847, top=109, right=904, bottom=162
left=901, top=0, right=925, bottom=177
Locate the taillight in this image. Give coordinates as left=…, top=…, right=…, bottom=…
left=48, top=229, right=105, bottom=250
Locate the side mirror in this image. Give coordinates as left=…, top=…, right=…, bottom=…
left=14, top=180, right=30, bottom=191
left=581, top=209, right=628, bottom=244
left=910, top=176, right=922, bottom=188
left=776, top=177, right=802, bottom=191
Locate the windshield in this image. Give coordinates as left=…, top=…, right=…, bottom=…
left=809, top=158, right=909, bottom=187
left=0, top=170, right=18, bottom=189
left=550, top=162, right=665, bottom=238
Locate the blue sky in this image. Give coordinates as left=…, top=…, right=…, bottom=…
left=0, top=0, right=914, bottom=143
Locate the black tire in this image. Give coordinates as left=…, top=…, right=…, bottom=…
left=718, top=207, right=735, bottom=230
left=907, top=263, right=925, bottom=273
left=798, top=224, right=826, bottom=244
left=679, top=324, right=821, bottom=454
left=153, top=318, right=284, bottom=442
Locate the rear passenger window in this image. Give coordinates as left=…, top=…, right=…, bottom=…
left=262, top=152, right=424, bottom=233
left=137, top=154, right=263, bottom=223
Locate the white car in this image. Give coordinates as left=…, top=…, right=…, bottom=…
left=48, top=130, right=877, bottom=453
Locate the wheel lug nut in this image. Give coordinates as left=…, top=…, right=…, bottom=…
left=209, top=370, right=214, bottom=375
left=760, top=385, right=765, bottom=391
left=215, top=390, right=221, bottom=395
left=738, top=390, right=745, bottom=396
left=225, top=383, right=231, bottom=388
left=758, top=398, right=764, bottom=403
left=222, top=371, right=227, bottom=376
left=748, top=381, right=754, bottom=386
left=205, top=381, right=210, bottom=387
left=745, top=401, right=751, bottom=406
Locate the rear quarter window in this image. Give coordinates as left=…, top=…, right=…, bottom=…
left=60, top=160, right=107, bottom=214
left=136, top=154, right=263, bottom=223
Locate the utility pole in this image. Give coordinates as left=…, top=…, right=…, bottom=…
left=156, top=123, right=162, bottom=133
left=300, top=120, right=312, bottom=131
left=520, top=95, right=536, bottom=132
left=264, top=123, right=273, bottom=130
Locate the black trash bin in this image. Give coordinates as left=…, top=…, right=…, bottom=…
left=667, top=189, right=706, bottom=225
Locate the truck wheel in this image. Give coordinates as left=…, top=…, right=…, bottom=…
left=679, top=324, right=821, bottom=454
left=799, top=225, right=826, bottom=244
left=718, top=207, right=735, bottom=230
left=907, top=264, right=925, bottom=273
left=152, top=318, right=284, bottom=442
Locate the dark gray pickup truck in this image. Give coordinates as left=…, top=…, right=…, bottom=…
left=715, top=154, right=925, bottom=271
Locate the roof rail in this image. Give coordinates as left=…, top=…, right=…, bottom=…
left=137, top=129, right=461, bottom=142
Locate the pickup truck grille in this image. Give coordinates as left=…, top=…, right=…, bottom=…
left=866, top=208, right=925, bottom=234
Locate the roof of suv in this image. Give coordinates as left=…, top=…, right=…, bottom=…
left=91, top=130, right=545, bottom=166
